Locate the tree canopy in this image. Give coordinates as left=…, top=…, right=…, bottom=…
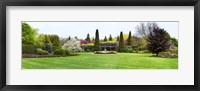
left=22, top=22, right=38, bottom=44
left=147, top=28, right=171, bottom=56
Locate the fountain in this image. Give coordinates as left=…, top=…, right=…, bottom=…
left=94, top=48, right=117, bottom=54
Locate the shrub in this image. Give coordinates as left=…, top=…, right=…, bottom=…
left=65, top=50, right=70, bottom=55
left=54, top=49, right=66, bottom=56
left=117, top=47, right=126, bottom=52
left=52, top=46, right=60, bottom=52
left=118, top=47, right=133, bottom=53
left=81, top=45, right=94, bottom=52
left=36, top=48, right=49, bottom=55
left=44, top=44, right=52, bottom=53
left=158, top=49, right=178, bottom=58
left=62, top=38, right=83, bottom=53
left=22, top=45, right=42, bottom=54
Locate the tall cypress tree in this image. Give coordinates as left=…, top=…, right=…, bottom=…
left=94, top=29, right=101, bottom=51
left=118, top=31, right=125, bottom=52
left=119, top=31, right=125, bottom=47
left=109, top=34, right=113, bottom=41
left=127, top=31, right=134, bottom=46
left=104, top=36, right=107, bottom=42
left=85, top=33, right=91, bottom=42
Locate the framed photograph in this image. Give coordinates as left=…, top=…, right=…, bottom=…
left=0, top=0, right=199, bottom=91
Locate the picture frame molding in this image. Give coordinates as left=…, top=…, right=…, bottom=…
left=0, top=0, right=199, bottom=91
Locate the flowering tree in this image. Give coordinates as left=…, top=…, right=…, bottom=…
left=62, top=38, right=83, bottom=53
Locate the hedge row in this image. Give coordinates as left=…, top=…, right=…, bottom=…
left=22, top=45, right=42, bottom=54
left=22, top=45, right=61, bottom=54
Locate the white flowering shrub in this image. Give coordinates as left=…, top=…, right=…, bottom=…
left=62, top=38, right=83, bottom=53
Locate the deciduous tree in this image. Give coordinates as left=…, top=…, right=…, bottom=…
left=147, top=28, right=171, bottom=56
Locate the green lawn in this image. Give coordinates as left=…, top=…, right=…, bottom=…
left=22, top=53, right=178, bottom=69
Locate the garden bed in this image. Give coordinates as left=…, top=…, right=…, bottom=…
left=22, top=54, right=79, bottom=58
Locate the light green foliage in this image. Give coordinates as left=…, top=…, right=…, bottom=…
left=44, top=34, right=52, bottom=45
left=36, top=34, right=45, bottom=46
left=22, top=22, right=38, bottom=44
left=49, top=34, right=61, bottom=47
left=22, top=53, right=178, bottom=69
left=36, top=48, right=49, bottom=55
left=123, top=34, right=129, bottom=40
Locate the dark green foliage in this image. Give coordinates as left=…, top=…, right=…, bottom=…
left=119, top=31, right=125, bottom=47
left=54, top=49, right=66, bottom=55
left=22, top=22, right=37, bottom=44
left=104, top=36, right=107, bottom=42
left=116, top=36, right=120, bottom=41
left=109, top=34, right=113, bottom=41
left=85, top=33, right=91, bottom=42
left=118, top=31, right=126, bottom=52
left=118, top=47, right=133, bottom=53
left=68, top=36, right=71, bottom=40
left=92, top=37, right=95, bottom=41
left=147, top=28, right=171, bottom=56
left=44, top=44, right=52, bottom=53
left=82, top=45, right=94, bottom=52
left=65, top=50, right=70, bottom=55
left=22, top=45, right=42, bottom=54
left=171, top=38, right=178, bottom=47
left=94, top=29, right=101, bottom=51
left=74, top=36, right=78, bottom=40
left=52, top=46, right=60, bottom=52
left=36, top=48, right=49, bottom=55
left=127, top=31, right=134, bottom=46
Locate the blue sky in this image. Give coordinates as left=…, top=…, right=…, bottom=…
left=25, top=22, right=178, bottom=39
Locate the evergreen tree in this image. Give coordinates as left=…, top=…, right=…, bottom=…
left=119, top=32, right=125, bottom=47
left=104, top=36, right=107, bottom=42
left=127, top=31, right=134, bottom=46
left=74, top=36, right=78, bottom=40
left=68, top=36, right=71, bottom=40
left=85, top=33, right=91, bottom=42
left=109, top=34, right=113, bottom=41
left=147, top=28, right=171, bottom=56
left=117, top=36, right=120, bottom=41
left=118, top=31, right=125, bottom=52
left=94, top=29, right=101, bottom=51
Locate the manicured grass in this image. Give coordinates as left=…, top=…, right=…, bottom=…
left=22, top=53, right=178, bottom=69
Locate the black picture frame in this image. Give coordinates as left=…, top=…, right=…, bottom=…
left=0, top=0, right=199, bottom=91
